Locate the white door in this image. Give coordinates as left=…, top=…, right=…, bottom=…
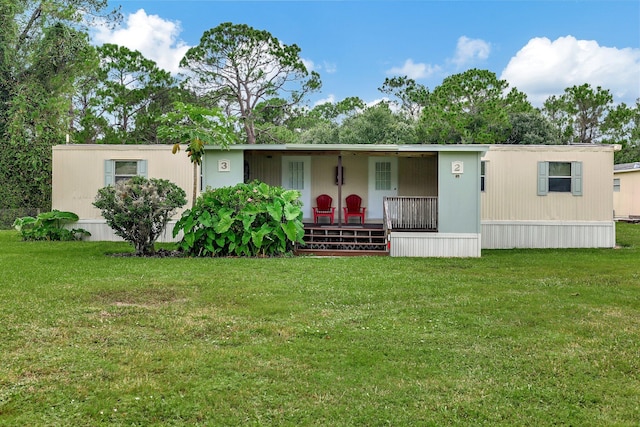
left=282, top=156, right=311, bottom=219
left=368, top=157, right=398, bottom=219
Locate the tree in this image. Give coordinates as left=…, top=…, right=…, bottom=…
left=339, top=102, right=418, bottom=145
left=71, top=44, right=178, bottom=144
left=606, top=100, right=640, bottom=163
left=94, top=44, right=177, bottom=143
left=418, top=69, right=532, bottom=144
left=1, top=21, right=97, bottom=211
left=158, top=102, right=238, bottom=207
left=506, top=111, right=561, bottom=145
left=0, top=0, right=119, bottom=213
left=290, top=97, right=364, bottom=144
left=378, top=76, right=429, bottom=120
left=542, top=83, right=614, bottom=145
left=252, top=98, right=297, bottom=144
left=180, top=22, right=321, bottom=144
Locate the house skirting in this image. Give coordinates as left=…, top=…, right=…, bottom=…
left=481, top=220, right=616, bottom=249
left=389, top=232, right=482, bottom=257
left=72, top=220, right=182, bottom=243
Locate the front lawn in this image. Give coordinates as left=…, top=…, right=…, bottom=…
left=1, top=224, right=638, bottom=425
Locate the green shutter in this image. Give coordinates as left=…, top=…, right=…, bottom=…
left=137, top=160, right=148, bottom=178
left=104, top=160, right=114, bottom=186
left=537, top=161, right=549, bottom=196
left=571, top=161, right=582, bottom=196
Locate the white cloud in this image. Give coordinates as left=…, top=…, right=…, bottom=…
left=92, top=9, right=191, bottom=74
left=501, top=36, right=640, bottom=106
left=452, top=36, right=491, bottom=67
left=323, top=61, right=337, bottom=74
left=386, top=59, right=439, bottom=80
left=304, top=59, right=337, bottom=74
left=302, top=58, right=316, bottom=72
left=314, top=94, right=336, bottom=107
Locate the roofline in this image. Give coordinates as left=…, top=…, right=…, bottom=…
left=614, top=162, right=640, bottom=173
left=205, top=143, right=490, bottom=153
left=487, top=144, right=621, bottom=152
left=52, top=143, right=619, bottom=155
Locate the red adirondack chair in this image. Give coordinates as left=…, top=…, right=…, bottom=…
left=313, top=194, right=335, bottom=224
left=343, top=194, right=366, bottom=224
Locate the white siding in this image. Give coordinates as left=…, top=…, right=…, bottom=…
left=73, top=220, right=183, bottom=243
left=390, top=232, right=481, bottom=257
left=481, top=221, right=615, bottom=249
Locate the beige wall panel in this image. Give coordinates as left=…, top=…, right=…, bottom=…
left=246, top=152, right=282, bottom=186
left=614, top=170, right=640, bottom=217
left=398, top=156, right=437, bottom=196
left=340, top=154, right=369, bottom=213
left=310, top=155, right=340, bottom=201
left=52, top=145, right=193, bottom=220
left=481, top=146, right=614, bottom=222
left=307, top=154, right=369, bottom=218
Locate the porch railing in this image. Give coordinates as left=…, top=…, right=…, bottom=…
left=383, top=196, right=438, bottom=231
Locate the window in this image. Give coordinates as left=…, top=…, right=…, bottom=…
left=375, top=161, right=391, bottom=190
left=114, top=161, right=139, bottom=183
left=548, top=162, right=572, bottom=192
left=613, top=178, right=620, bottom=192
left=480, top=161, right=486, bottom=192
left=537, top=161, right=582, bottom=196
left=104, top=160, right=147, bottom=186
left=287, top=161, right=305, bottom=190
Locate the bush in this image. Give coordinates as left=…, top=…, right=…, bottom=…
left=174, top=181, right=304, bottom=257
left=13, top=210, right=90, bottom=241
left=93, top=176, right=187, bottom=256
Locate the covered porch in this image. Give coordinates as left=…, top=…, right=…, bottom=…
left=203, top=144, right=487, bottom=257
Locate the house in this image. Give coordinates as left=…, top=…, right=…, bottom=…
left=480, top=145, right=617, bottom=249
left=52, top=144, right=194, bottom=242
left=613, top=162, right=640, bottom=220
left=52, top=143, right=619, bottom=257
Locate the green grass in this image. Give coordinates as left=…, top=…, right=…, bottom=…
left=1, top=224, right=639, bottom=426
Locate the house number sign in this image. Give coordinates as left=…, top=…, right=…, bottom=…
left=451, top=161, right=464, bottom=175
left=218, top=159, right=231, bottom=172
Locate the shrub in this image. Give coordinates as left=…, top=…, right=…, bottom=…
left=174, top=181, right=304, bottom=257
left=93, top=176, right=187, bottom=256
left=13, top=210, right=90, bottom=241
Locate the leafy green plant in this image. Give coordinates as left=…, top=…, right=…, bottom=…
left=93, top=176, right=187, bottom=256
left=174, top=181, right=304, bottom=257
left=12, top=210, right=90, bottom=241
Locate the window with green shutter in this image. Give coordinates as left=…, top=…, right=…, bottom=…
left=537, top=161, right=582, bottom=196
left=104, top=160, right=148, bottom=186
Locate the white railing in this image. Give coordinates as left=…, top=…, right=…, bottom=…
left=383, top=196, right=438, bottom=231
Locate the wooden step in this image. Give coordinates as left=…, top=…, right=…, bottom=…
left=297, top=224, right=389, bottom=255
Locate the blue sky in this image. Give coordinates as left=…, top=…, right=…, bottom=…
left=97, top=1, right=640, bottom=108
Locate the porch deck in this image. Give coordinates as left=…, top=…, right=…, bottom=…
left=296, top=196, right=439, bottom=256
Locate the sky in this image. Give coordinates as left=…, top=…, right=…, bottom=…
left=95, top=0, right=640, bottom=108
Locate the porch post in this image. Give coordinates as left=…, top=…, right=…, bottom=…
left=337, top=154, right=343, bottom=226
